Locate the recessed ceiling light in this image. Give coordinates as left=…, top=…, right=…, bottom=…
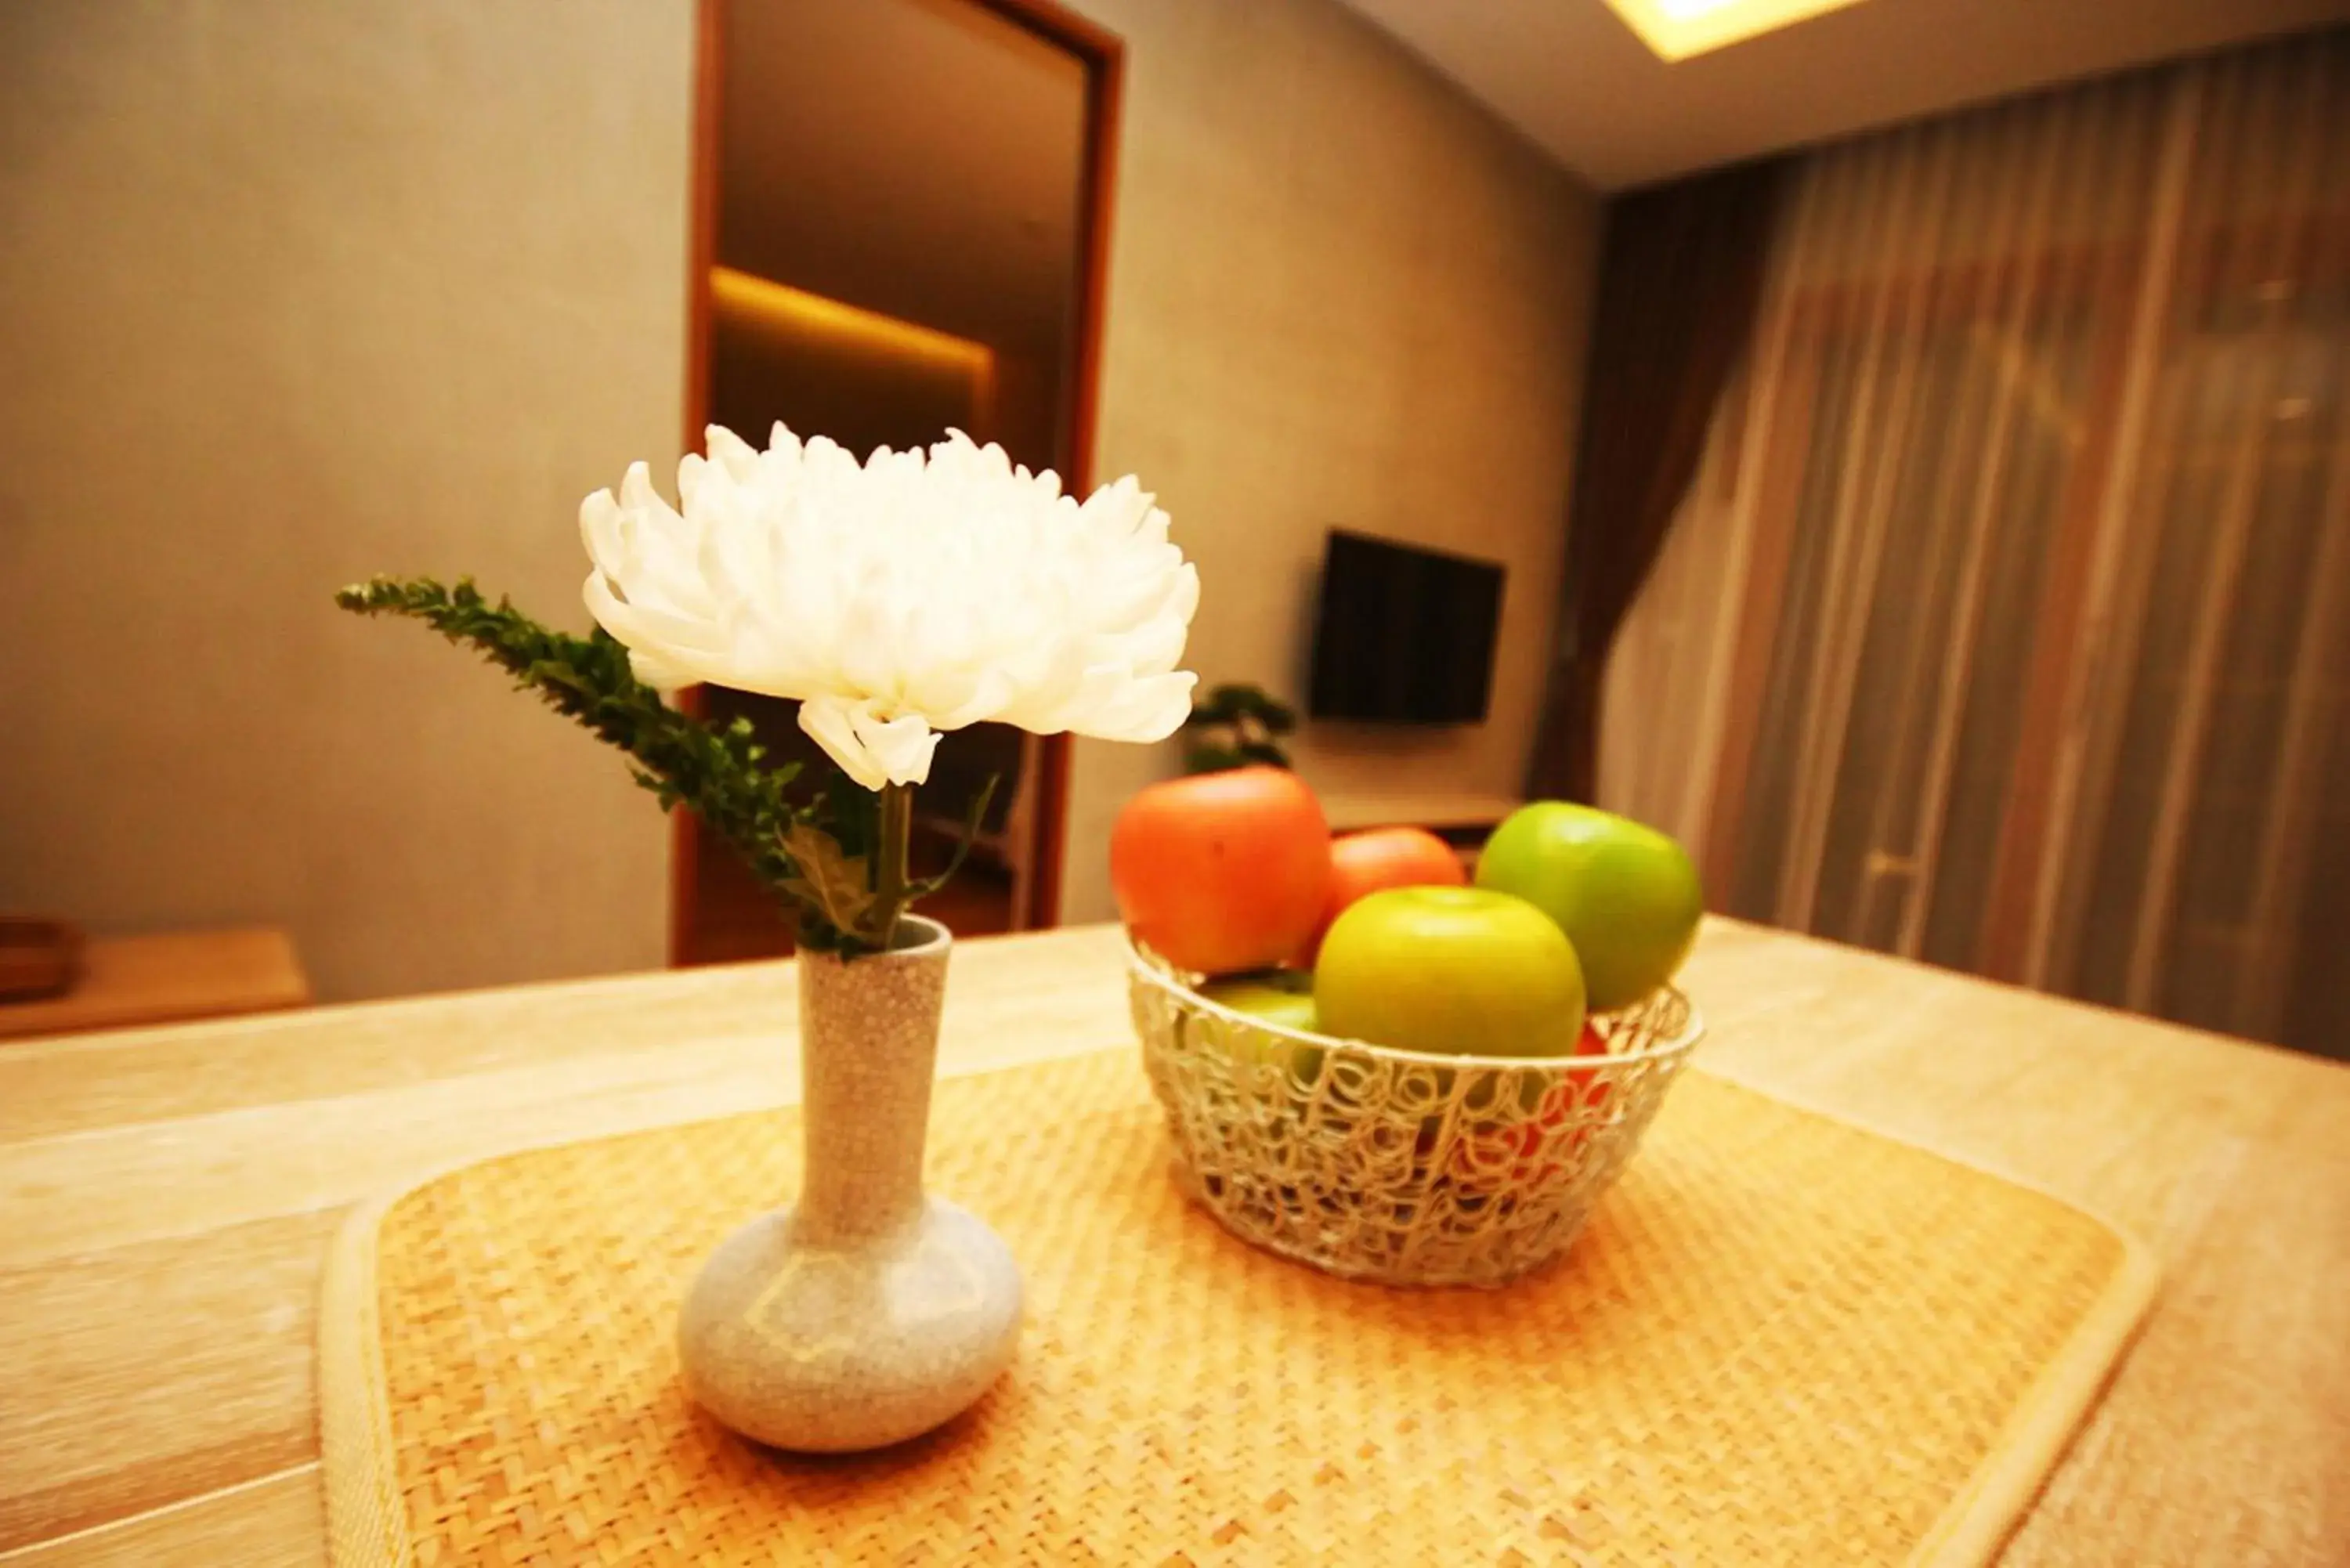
left=1602, top=0, right=1871, bottom=61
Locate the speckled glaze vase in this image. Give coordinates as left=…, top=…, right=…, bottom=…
left=678, top=916, right=1022, bottom=1452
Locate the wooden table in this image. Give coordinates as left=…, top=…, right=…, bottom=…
left=2, top=920, right=2345, bottom=1565
left=0, top=928, right=309, bottom=1042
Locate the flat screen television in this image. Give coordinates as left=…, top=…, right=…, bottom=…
left=1308, top=530, right=1505, bottom=724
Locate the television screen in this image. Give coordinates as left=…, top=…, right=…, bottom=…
left=1308, top=531, right=1505, bottom=724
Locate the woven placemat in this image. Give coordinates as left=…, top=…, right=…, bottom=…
left=319, top=1049, right=2153, bottom=1566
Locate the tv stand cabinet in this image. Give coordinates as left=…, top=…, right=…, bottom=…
left=1316, top=791, right=1524, bottom=835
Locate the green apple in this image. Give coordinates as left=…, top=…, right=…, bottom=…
left=1197, top=970, right=1318, bottom=1034
left=1195, top=970, right=1323, bottom=1086
left=1314, top=886, right=1585, bottom=1057
left=1475, top=802, right=1702, bottom=1012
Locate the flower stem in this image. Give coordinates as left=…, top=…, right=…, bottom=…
left=874, top=781, right=915, bottom=949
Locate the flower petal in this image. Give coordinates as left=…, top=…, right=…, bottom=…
left=851, top=706, right=941, bottom=786
left=626, top=647, right=695, bottom=693
left=580, top=423, right=1201, bottom=782
left=706, top=423, right=759, bottom=480
left=797, top=697, right=888, bottom=791
left=1069, top=669, right=1198, bottom=742
left=796, top=697, right=939, bottom=790
left=582, top=570, right=727, bottom=671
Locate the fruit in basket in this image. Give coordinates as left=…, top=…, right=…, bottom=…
left=1553, top=1021, right=1616, bottom=1117
left=1314, top=886, right=1585, bottom=1057
left=1195, top=970, right=1325, bottom=1086
left=1566, top=1019, right=1611, bottom=1100
left=1111, top=766, right=1331, bottom=974
left=1509, top=1023, right=1612, bottom=1180
left=1296, top=826, right=1466, bottom=963
left=1475, top=802, right=1701, bottom=1012
left=1198, top=970, right=1318, bottom=1034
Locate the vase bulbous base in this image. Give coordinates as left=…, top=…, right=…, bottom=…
left=678, top=1197, right=1023, bottom=1453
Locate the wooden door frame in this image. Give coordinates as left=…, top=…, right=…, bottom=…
left=973, top=0, right=1126, bottom=932
left=669, top=0, right=726, bottom=970
left=671, top=0, right=1124, bottom=963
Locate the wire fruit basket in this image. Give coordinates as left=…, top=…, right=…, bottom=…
left=1128, top=939, right=1703, bottom=1287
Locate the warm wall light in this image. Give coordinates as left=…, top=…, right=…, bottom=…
left=708, top=266, right=993, bottom=381
left=1602, top=0, right=1869, bottom=61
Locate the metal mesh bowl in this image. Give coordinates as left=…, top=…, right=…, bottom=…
left=1128, top=939, right=1703, bottom=1288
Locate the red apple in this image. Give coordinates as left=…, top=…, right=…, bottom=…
left=1297, top=826, right=1466, bottom=963
left=1111, top=767, right=1331, bottom=975
left=1510, top=1022, right=1613, bottom=1177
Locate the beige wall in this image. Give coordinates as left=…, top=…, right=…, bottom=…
left=1055, top=0, right=1600, bottom=922
left=0, top=1, right=692, bottom=1001
left=0, top=0, right=1590, bottom=997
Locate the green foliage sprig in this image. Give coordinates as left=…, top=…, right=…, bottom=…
left=334, top=576, right=990, bottom=956
left=1184, top=682, right=1297, bottom=774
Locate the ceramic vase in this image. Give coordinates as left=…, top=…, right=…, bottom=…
left=678, top=915, right=1022, bottom=1451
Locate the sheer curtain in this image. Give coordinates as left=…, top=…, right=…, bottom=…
left=1602, top=31, right=2350, bottom=1054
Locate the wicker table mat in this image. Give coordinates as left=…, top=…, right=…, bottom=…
left=320, top=1048, right=2153, bottom=1566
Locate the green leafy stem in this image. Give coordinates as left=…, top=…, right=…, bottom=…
left=334, top=576, right=992, bottom=957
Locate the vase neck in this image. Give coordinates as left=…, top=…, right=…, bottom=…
left=793, top=918, right=952, bottom=1245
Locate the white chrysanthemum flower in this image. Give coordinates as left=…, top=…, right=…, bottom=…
left=580, top=424, right=1200, bottom=790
